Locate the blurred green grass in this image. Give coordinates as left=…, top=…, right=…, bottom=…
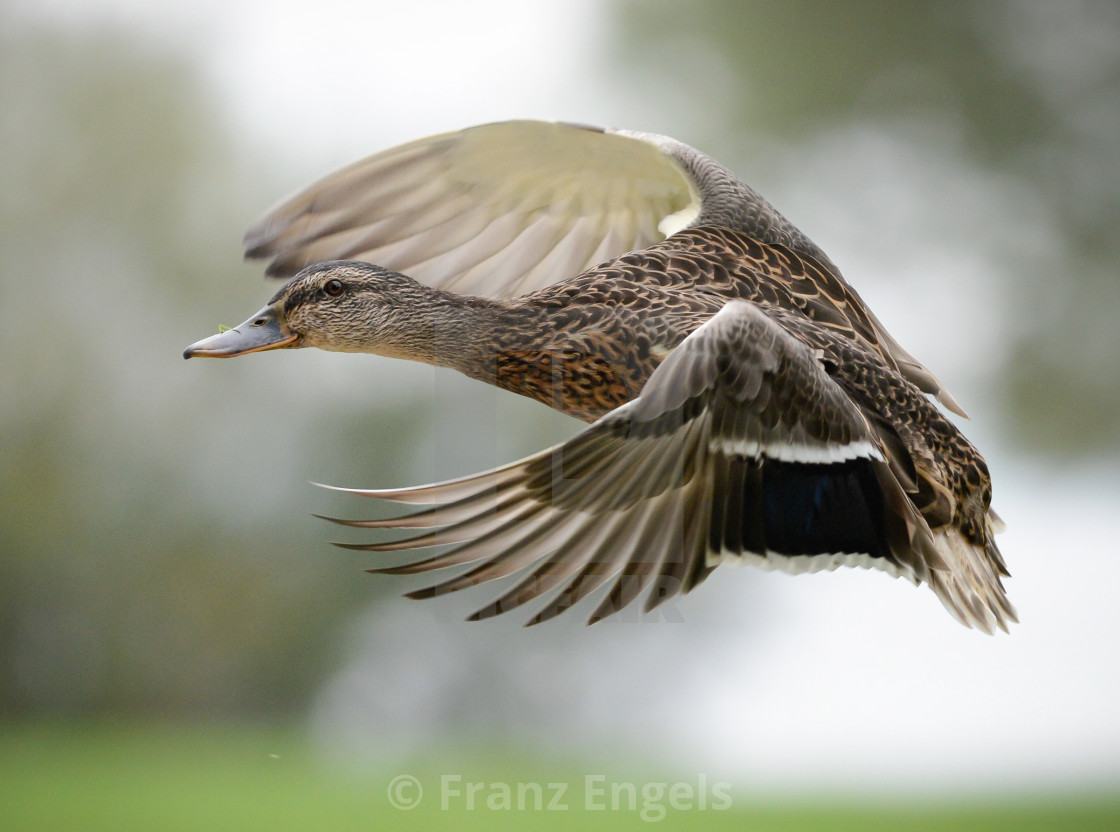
left=0, top=721, right=1117, bottom=831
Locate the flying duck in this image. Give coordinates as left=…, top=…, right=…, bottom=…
left=184, top=120, right=1014, bottom=633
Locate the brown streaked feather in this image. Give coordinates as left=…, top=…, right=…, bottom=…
left=323, top=303, right=1014, bottom=632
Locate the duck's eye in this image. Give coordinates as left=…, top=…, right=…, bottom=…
left=324, top=279, right=344, bottom=297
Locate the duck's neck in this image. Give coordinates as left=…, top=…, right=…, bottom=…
left=382, top=289, right=539, bottom=383
left=375, top=285, right=634, bottom=422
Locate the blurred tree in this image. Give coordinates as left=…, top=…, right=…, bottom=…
left=0, top=20, right=429, bottom=716
left=612, top=0, right=1120, bottom=454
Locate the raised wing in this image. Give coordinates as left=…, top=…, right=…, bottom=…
left=245, top=120, right=967, bottom=416
left=244, top=121, right=698, bottom=297
left=323, top=301, right=1014, bottom=633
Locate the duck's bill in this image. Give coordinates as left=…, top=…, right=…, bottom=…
left=183, top=304, right=298, bottom=359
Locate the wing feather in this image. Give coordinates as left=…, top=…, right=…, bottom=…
left=245, top=121, right=696, bottom=296
left=322, top=301, right=1013, bottom=631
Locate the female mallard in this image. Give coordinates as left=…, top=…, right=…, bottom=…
left=185, top=120, right=1014, bottom=633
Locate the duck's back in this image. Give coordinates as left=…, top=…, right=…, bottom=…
left=495, top=225, right=938, bottom=421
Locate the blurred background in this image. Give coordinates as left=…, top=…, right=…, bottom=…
left=2, top=0, right=1118, bottom=828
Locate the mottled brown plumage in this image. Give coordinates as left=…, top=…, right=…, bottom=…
left=185, top=120, right=1014, bottom=632
left=480, top=224, right=959, bottom=422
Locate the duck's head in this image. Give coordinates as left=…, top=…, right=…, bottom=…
left=184, top=261, right=445, bottom=361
